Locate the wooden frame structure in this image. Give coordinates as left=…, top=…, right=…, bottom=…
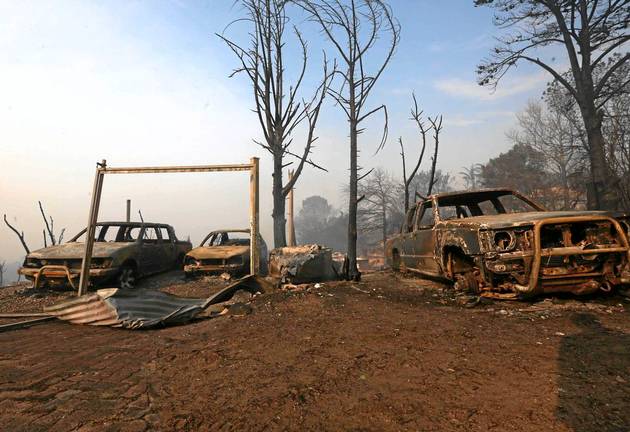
left=77, top=158, right=260, bottom=296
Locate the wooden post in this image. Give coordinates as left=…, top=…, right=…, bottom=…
left=287, top=169, right=296, bottom=246
left=249, top=157, right=260, bottom=275
left=126, top=199, right=131, bottom=222
left=78, top=160, right=106, bottom=296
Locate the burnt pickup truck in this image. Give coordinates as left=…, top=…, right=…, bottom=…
left=19, top=222, right=191, bottom=289
left=386, top=189, right=630, bottom=299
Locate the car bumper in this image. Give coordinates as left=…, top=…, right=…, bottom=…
left=482, top=216, right=630, bottom=297
left=183, top=263, right=245, bottom=275
left=19, top=265, right=120, bottom=288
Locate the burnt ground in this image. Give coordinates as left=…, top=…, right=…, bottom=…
left=0, top=271, right=629, bottom=431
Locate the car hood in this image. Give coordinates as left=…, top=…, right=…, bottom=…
left=187, top=245, right=250, bottom=260
left=439, top=210, right=617, bottom=229
left=28, top=242, right=133, bottom=260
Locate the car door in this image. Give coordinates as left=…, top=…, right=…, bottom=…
left=139, top=226, right=162, bottom=275
left=400, top=204, right=421, bottom=269
left=158, top=226, right=177, bottom=268
left=411, top=200, right=439, bottom=274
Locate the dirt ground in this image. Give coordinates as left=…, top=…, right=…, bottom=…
left=1, top=271, right=629, bottom=432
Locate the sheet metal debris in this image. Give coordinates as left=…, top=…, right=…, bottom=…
left=269, top=244, right=341, bottom=284
left=44, top=275, right=268, bottom=330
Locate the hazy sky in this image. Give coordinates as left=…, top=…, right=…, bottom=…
left=0, top=0, right=557, bottom=270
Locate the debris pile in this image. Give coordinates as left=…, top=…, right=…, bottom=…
left=269, top=244, right=341, bottom=284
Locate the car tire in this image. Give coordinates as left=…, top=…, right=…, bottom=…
left=117, top=264, right=137, bottom=290
left=454, top=271, right=480, bottom=294
left=391, top=250, right=401, bottom=271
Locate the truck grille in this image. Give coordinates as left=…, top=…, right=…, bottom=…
left=39, top=259, right=83, bottom=269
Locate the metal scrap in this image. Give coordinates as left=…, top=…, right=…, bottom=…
left=44, top=275, right=269, bottom=330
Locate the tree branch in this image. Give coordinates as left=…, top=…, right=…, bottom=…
left=3, top=214, right=30, bottom=254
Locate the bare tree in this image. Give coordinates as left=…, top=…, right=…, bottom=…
left=411, top=170, right=453, bottom=201
left=3, top=214, right=30, bottom=254
left=459, top=164, right=484, bottom=189
left=603, top=75, right=630, bottom=206
left=219, top=0, right=333, bottom=248
left=357, top=168, right=398, bottom=256
left=0, top=261, right=5, bottom=287
left=39, top=201, right=64, bottom=246
left=298, top=0, right=400, bottom=280
left=476, top=0, right=630, bottom=210
left=508, top=100, right=587, bottom=209
left=3, top=202, right=66, bottom=255
left=400, top=94, right=444, bottom=208
left=400, top=94, right=429, bottom=213
left=426, top=115, right=443, bottom=196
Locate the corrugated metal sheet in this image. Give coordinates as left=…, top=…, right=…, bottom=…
left=44, top=275, right=270, bottom=330
left=45, top=288, right=206, bottom=329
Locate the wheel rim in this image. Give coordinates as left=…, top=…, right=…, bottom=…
left=119, top=268, right=136, bottom=289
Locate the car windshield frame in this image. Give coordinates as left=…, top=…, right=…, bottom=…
left=435, top=190, right=544, bottom=222
left=68, top=223, right=154, bottom=243
left=199, top=230, right=252, bottom=247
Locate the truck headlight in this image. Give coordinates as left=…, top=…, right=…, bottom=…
left=493, top=231, right=516, bottom=252
left=184, top=256, right=199, bottom=266
left=24, top=257, right=41, bottom=268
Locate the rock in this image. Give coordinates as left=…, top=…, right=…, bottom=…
left=227, top=289, right=253, bottom=305
left=456, top=295, right=478, bottom=307
left=228, top=302, right=253, bottom=316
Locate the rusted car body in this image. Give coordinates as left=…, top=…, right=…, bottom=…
left=385, top=189, right=630, bottom=298
left=184, top=229, right=268, bottom=276
left=19, top=222, right=191, bottom=289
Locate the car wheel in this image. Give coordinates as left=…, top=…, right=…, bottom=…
left=391, top=249, right=401, bottom=271
left=117, top=265, right=137, bottom=289
left=448, top=251, right=480, bottom=294
left=454, top=271, right=480, bottom=294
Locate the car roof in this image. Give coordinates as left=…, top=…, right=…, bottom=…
left=96, top=221, right=171, bottom=227
left=425, top=188, right=544, bottom=211
left=429, top=188, right=516, bottom=201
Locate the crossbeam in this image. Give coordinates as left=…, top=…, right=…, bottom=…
left=77, top=158, right=260, bottom=296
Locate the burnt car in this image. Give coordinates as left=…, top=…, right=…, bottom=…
left=386, top=189, right=630, bottom=298
left=183, top=229, right=268, bottom=276
left=19, top=222, right=192, bottom=289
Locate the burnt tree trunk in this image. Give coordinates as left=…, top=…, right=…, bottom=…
left=347, top=117, right=359, bottom=280
left=403, top=188, right=409, bottom=215
left=580, top=102, right=616, bottom=210
left=381, top=200, right=387, bottom=258
left=272, top=152, right=287, bottom=248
